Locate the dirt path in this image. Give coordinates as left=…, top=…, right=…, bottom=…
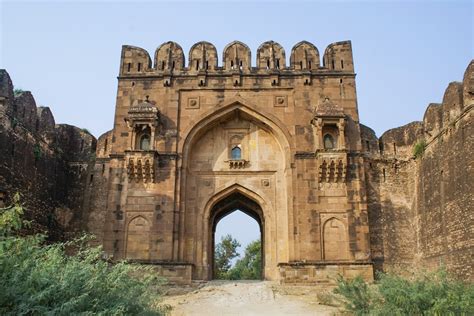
left=162, top=280, right=341, bottom=316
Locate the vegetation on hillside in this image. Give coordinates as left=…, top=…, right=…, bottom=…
left=0, top=193, right=169, bottom=315
left=214, top=235, right=262, bottom=280
left=334, top=269, right=474, bottom=315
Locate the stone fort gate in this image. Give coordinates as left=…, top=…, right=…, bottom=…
left=86, top=40, right=374, bottom=283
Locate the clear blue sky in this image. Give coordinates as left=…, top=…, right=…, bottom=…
left=1, top=1, right=472, bottom=255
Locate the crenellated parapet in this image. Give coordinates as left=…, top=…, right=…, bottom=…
left=118, top=40, right=355, bottom=78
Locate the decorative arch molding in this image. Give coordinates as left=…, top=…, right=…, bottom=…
left=180, top=95, right=294, bottom=170
left=178, top=96, right=294, bottom=280
left=202, top=183, right=274, bottom=224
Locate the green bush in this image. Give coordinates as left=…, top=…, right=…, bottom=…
left=13, top=88, right=24, bottom=96
left=334, top=275, right=374, bottom=315
left=0, top=195, right=169, bottom=315
left=33, top=144, right=42, bottom=161
left=334, top=269, right=474, bottom=315
left=413, top=140, right=427, bottom=159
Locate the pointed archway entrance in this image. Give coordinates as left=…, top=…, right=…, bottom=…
left=210, top=191, right=264, bottom=280
left=179, top=98, right=293, bottom=281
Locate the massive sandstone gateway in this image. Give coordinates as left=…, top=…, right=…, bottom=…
left=87, top=40, right=374, bottom=282
left=1, top=40, right=471, bottom=284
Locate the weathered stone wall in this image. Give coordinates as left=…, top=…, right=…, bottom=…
left=0, top=69, right=97, bottom=239
left=364, top=61, right=473, bottom=281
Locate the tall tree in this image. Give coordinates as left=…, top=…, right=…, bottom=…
left=228, top=239, right=262, bottom=280
left=214, top=234, right=240, bottom=279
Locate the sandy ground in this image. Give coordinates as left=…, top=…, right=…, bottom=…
left=161, top=280, right=342, bottom=316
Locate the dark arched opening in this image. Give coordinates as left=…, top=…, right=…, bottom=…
left=209, top=191, right=264, bottom=280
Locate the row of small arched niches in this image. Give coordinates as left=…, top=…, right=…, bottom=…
left=121, top=40, right=353, bottom=73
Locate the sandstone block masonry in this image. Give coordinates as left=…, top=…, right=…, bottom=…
left=0, top=70, right=96, bottom=239
left=1, top=41, right=472, bottom=284
left=361, top=61, right=473, bottom=281
left=83, top=40, right=472, bottom=283
left=82, top=40, right=374, bottom=283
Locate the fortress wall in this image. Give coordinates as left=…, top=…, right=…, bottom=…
left=0, top=69, right=97, bottom=239
left=365, top=61, right=474, bottom=280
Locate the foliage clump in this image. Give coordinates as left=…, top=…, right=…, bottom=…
left=214, top=235, right=262, bottom=280
left=334, top=269, right=474, bottom=315
left=33, top=143, right=42, bottom=161
left=13, top=88, right=24, bottom=96
left=227, top=240, right=262, bottom=280
left=0, top=194, right=169, bottom=315
left=413, top=140, right=427, bottom=159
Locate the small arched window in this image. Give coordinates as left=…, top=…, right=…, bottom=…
left=231, top=146, right=241, bottom=160
left=140, top=134, right=150, bottom=150
left=323, top=134, right=335, bottom=150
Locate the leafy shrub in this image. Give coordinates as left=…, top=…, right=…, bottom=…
left=33, top=144, right=42, bottom=161
left=413, top=140, right=427, bottom=159
left=334, top=269, right=474, bottom=315
left=334, top=275, right=374, bottom=315
left=0, top=195, right=169, bottom=315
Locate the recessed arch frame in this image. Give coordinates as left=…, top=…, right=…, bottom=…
left=175, top=97, right=296, bottom=277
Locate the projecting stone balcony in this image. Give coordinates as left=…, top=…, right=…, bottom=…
left=125, top=150, right=158, bottom=183
left=226, top=159, right=249, bottom=169
left=316, top=151, right=347, bottom=183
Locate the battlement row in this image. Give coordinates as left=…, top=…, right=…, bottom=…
left=119, top=40, right=354, bottom=76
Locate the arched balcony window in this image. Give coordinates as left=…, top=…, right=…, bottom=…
left=323, top=134, right=335, bottom=150
left=140, top=134, right=150, bottom=150
left=231, top=146, right=242, bottom=160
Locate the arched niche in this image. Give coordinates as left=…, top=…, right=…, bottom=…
left=223, top=41, right=251, bottom=71
left=135, top=125, right=151, bottom=150
left=322, top=217, right=349, bottom=260
left=323, top=131, right=337, bottom=150
left=125, top=216, right=151, bottom=260
left=188, top=41, right=218, bottom=72
left=290, top=41, right=320, bottom=70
